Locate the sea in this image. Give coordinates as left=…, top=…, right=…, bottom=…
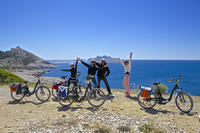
left=44, top=60, right=200, bottom=96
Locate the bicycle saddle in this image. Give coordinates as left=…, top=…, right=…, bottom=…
left=153, top=82, right=160, bottom=85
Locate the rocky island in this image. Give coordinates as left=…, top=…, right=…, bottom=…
left=88, top=55, right=120, bottom=63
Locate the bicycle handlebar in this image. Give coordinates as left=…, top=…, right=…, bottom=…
left=168, top=75, right=183, bottom=83
left=35, top=71, right=50, bottom=78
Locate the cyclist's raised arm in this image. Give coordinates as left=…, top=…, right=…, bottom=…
left=61, top=68, right=71, bottom=72
left=129, top=52, right=133, bottom=68
left=75, top=59, right=78, bottom=72
left=95, top=62, right=101, bottom=67
left=81, top=60, right=90, bottom=68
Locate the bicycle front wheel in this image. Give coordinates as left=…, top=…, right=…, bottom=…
left=36, top=86, right=51, bottom=102
left=87, top=89, right=106, bottom=108
left=137, top=92, right=157, bottom=109
left=77, top=85, right=87, bottom=100
left=175, top=92, right=193, bottom=113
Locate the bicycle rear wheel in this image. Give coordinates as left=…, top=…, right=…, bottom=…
left=52, top=88, right=58, bottom=99
left=57, top=92, right=74, bottom=107
left=175, top=92, right=193, bottom=113
left=87, top=89, right=106, bottom=108
left=36, top=86, right=51, bottom=102
left=137, top=92, right=157, bottom=109
left=11, top=89, right=25, bottom=101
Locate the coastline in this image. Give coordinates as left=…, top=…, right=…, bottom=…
left=10, top=69, right=62, bottom=83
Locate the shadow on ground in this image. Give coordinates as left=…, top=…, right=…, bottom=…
left=142, top=108, right=174, bottom=115
left=7, top=100, right=46, bottom=106
left=128, top=96, right=137, bottom=101
left=58, top=106, right=99, bottom=112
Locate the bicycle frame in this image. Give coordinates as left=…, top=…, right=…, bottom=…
left=155, top=80, right=182, bottom=102
left=23, top=77, right=42, bottom=96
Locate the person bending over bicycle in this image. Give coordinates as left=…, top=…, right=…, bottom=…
left=77, top=58, right=99, bottom=88
left=61, top=59, right=78, bottom=86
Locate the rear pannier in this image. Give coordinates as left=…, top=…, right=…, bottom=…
left=140, top=86, right=152, bottom=98
left=10, top=83, right=21, bottom=92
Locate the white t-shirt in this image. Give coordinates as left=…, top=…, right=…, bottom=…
left=120, top=58, right=132, bottom=73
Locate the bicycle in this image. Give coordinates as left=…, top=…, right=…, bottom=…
left=137, top=76, right=193, bottom=113
left=10, top=71, right=51, bottom=102
left=57, top=72, right=86, bottom=107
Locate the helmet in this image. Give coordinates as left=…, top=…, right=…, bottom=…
left=101, top=58, right=106, bottom=62
left=70, top=63, right=74, bottom=66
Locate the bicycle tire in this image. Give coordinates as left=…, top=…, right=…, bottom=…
left=52, top=88, right=58, bottom=99
left=57, top=91, right=74, bottom=107
left=87, top=89, right=106, bottom=108
left=137, top=92, right=157, bottom=109
left=175, top=91, right=193, bottom=113
left=35, top=85, right=51, bottom=102
left=11, top=91, right=25, bottom=101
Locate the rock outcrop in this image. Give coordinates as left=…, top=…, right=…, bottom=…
left=0, top=46, right=56, bottom=69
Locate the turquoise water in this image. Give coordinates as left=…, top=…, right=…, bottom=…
left=45, top=60, right=200, bottom=96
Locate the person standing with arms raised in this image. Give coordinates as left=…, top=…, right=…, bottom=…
left=118, top=52, right=133, bottom=97
left=77, top=58, right=99, bottom=88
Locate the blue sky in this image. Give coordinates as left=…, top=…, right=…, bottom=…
left=0, top=0, right=200, bottom=60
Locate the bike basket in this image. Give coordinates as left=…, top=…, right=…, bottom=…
left=58, top=86, right=67, bottom=98
left=10, top=83, right=21, bottom=92
left=52, top=81, right=61, bottom=90
left=140, top=86, right=152, bottom=98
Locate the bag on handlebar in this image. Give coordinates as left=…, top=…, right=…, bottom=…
left=58, top=86, right=67, bottom=98
left=140, top=86, right=152, bottom=98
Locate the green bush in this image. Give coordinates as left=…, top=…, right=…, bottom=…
left=154, top=83, right=168, bottom=94
left=139, top=124, right=163, bottom=133
left=0, top=69, right=25, bottom=83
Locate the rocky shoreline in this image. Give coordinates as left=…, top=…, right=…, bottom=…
left=11, top=69, right=62, bottom=83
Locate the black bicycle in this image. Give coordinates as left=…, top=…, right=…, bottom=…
left=138, top=76, right=193, bottom=113
left=57, top=72, right=86, bottom=107
left=10, top=71, right=51, bottom=102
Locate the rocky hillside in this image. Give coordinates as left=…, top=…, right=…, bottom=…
left=89, top=55, right=120, bottom=63
left=0, top=46, right=56, bottom=69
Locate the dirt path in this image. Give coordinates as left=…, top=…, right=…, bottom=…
left=0, top=86, right=200, bottom=133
